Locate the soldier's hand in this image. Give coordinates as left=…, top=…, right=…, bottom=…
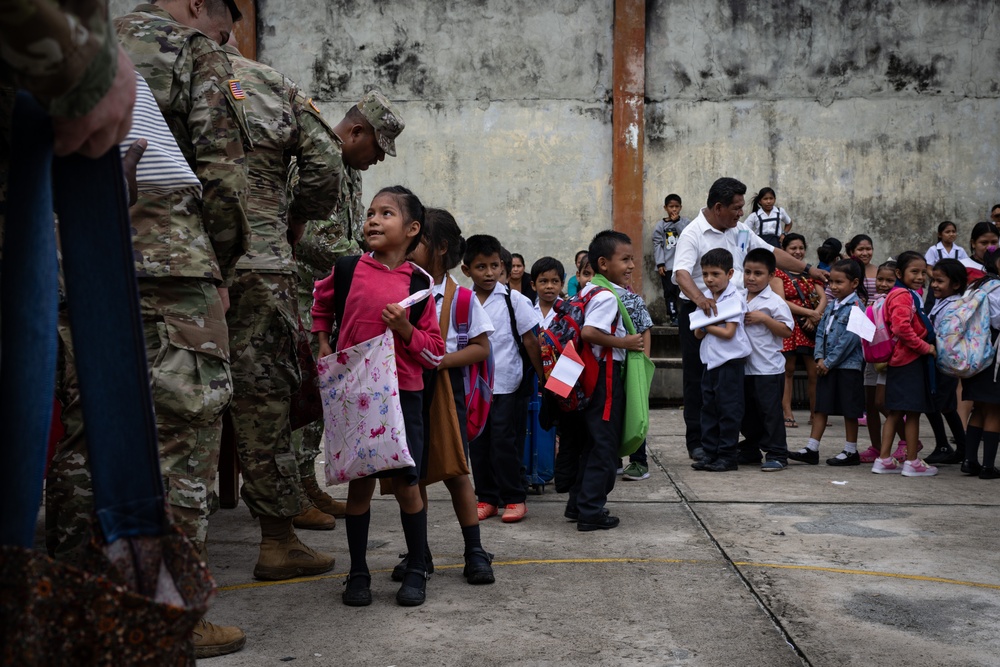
left=217, top=287, right=230, bottom=313
left=122, top=138, right=147, bottom=206
left=52, top=46, right=136, bottom=158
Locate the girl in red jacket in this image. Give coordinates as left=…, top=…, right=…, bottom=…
left=312, top=186, right=445, bottom=607
left=872, top=251, right=938, bottom=477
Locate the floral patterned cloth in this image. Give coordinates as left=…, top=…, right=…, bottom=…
left=319, top=331, right=415, bottom=484
left=777, top=269, right=822, bottom=352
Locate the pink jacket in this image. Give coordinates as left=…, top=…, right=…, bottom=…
left=884, top=287, right=933, bottom=367
left=311, top=255, right=444, bottom=391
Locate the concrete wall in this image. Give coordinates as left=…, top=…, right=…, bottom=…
left=111, top=0, right=1000, bottom=322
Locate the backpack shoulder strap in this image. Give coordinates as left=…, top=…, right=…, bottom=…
left=438, top=275, right=458, bottom=339
left=333, top=254, right=362, bottom=337
left=407, top=264, right=430, bottom=327
left=503, top=288, right=529, bottom=359
left=454, top=286, right=473, bottom=350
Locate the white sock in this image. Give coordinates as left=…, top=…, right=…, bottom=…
left=806, top=438, right=821, bottom=452
left=844, top=441, right=858, bottom=454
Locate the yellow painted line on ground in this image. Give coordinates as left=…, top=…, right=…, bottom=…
left=217, top=557, right=1000, bottom=593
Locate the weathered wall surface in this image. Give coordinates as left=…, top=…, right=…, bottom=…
left=111, top=0, right=1000, bottom=321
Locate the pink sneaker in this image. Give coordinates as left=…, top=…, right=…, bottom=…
left=872, top=457, right=902, bottom=474
left=892, top=440, right=924, bottom=461
left=858, top=413, right=868, bottom=426
left=902, top=458, right=938, bottom=477
left=859, top=446, right=881, bottom=463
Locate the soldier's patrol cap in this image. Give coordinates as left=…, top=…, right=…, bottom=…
left=222, top=0, right=242, bottom=22
left=357, top=89, right=404, bottom=157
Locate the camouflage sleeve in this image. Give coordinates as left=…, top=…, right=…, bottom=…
left=288, top=89, right=344, bottom=227
left=0, top=0, right=117, bottom=117
left=187, top=37, right=250, bottom=286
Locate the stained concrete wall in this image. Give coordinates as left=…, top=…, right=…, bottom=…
left=110, top=0, right=1000, bottom=322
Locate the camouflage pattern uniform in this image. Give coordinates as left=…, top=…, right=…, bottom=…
left=291, top=90, right=405, bottom=482
left=45, top=3, right=250, bottom=560
left=223, top=45, right=344, bottom=518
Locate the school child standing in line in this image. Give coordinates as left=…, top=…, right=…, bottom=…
left=788, top=259, right=866, bottom=466
left=575, top=253, right=595, bottom=293
left=397, top=208, right=496, bottom=586
left=653, top=193, right=691, bottom=325
left=960, top=248, right=1000, bottom=479
left=924, top=221, right=969, bottom=267
left=871, top=251, right=939, bottom=477
left=692, top=248, right=752, bottom=472
left=567, top=231, right=642, bottom=529
left=312, top=186, right=445, bottom=607
left=923, top=259, right=968, bottom=466
left=463, top=235, right=543, bottom=524
left=739, top=248, right=794, bottom=470
left=744, top=187, right=793, bottom=247
left=531, top=257, right=566, bottom=329
left=859, top=261, right=899, bottom=463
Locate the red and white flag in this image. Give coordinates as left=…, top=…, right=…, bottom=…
left=546, top=341, right=585, bottom=398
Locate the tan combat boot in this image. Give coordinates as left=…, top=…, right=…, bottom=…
left=253, top=516, right=335, bottom=580
left=292, top=504, right=336, bottom=530
left=192, top=618, right=246, bottom=659
left=300, top=472, right=347, bottom=517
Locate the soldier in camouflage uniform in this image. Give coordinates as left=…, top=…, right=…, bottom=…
left=222, top=40, right=346, bottom=579
left=290, top=90, right=405, bottom=524
left=43, top=0, right=250, bottom=657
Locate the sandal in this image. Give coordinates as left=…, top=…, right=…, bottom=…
left=784, top=417, right=798, bottom=429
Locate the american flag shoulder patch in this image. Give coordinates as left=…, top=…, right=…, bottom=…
left=227, top=79, right=246, bottom=100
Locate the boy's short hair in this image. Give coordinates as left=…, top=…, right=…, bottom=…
left=744, top=248, right=776, bottom=274
left=588, top=230, right=632, bottom=275
left=700, top=247, right=733, bottom=272
left=499, top=247, right=513, bottom=276
left=463, top=234, right=503, bottom=266
left=530, top=256, right=565, bottom=282
left=664, top=193, right=682, bottom=206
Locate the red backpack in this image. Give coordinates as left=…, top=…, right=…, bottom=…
left=539, top=289, right=614, bottom=416
left=452, top=286, right=495, bottom=441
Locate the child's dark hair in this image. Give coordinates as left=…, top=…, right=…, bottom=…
left=972, top=247, right=1000, bottom=290
left=895, top=250, right=926, bottom=277
left=664, top=193, right=682, bottom=206
left=877, top=259, right=897, bottom=273
left=499, top=247, right=513, bottom=276
left=706, top=177, right=747, bottom=208
left=830, top=258, right=868, bottom=303
left=816, top=237, right=842, bottom=265
left=588, top=230, right=632, bottom=274
left=463, top=234, right=504, bottom=266
left=375, top=185, right=424, bottom=253
left=511, top=252, right=525, bottom=267
left=750, top=186, right=776, bottom=213
left=744, top=247, right=776, bottom=274
left=937, top=220, right=956, bottom=238
left=781, top=232, right=806, bottom=250
left=970, top=221, right=1000, bottom=243
left=845, top=234, right=873, bottom=257
left=422, top=208, right=466, bottom=271
left=530, top=257, right=566, bottom=282
left=577, top=253, right=592, bottom=272
left=574, top=249, right=588, bottom=268
left=932, top=258, right=967, bottom=294
left=700, top=248, right=733, bottom=272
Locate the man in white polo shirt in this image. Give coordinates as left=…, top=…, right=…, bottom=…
left=673, top=177, right=827, bottom=460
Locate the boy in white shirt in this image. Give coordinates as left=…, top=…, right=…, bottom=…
left=738, top=249, right=795, bottom=471
left=530, top=256, right=565, bottom=329
left=568, top=231, right=643, bottom=531
left=693, top=248, right=752, bottom=472
left=463, top=235, right=544, bottom=524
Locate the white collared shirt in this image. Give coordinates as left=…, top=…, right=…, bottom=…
left=924, top=242, right=969, bottom=267
left=581, top=282, right=627, bottom=362
left=479, top=281, right=540, bottom=394
left=698, top=281, right=752, bottom=370
left=744, top=206, right=790, bottom=239
left=432, top=274, right=494, bottom=355
left=672, top=208, right=774, bottom=299
left=534, top=300, right=558, bottom=330
left=744, top=285, right=794, bottom=376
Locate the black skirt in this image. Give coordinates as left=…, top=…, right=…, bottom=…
left=372, top=389, right=426, bottom=485
left=814, top=368, right=865, bottom=418
left=885, top=359, right=934, bottom=413
left=962, top=361, right=1000, bottom=404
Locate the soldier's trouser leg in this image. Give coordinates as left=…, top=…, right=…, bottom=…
left=227, top=272, right=304, bottom=518
left=46, top=279, right=232, bottom=560
left=293, top=282, right=325, bottom=483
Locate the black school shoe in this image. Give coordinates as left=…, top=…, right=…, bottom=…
left=463, top=547, right=496, bottom=585
left=564, top=507, right=610, bottom=522
left=826, top=451, right=861, bottom=466
left=390, top=548, right=434, bottom=582
left=925, top=445, right=956, bottom=465
left=703, top=460, right=738, bottom=472
left=788, top=449, right=819, bottom=465
left=396, top=569, right=429, bottom=606
left=691, top=458, right=712, bottom=470
left=979, top=466, right=1000, bottom=480
left=961, top=460, right=983, bottom=476
left=577, top=514, right=621, bottom=531
left=342, top=572, right=372, bottom=607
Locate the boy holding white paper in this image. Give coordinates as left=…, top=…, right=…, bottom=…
left=693, top=248, right=752, bottom=471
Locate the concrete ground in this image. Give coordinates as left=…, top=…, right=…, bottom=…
left=202, top=408, right=1000, bottom=666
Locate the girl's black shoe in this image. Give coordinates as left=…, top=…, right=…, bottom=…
left=342, top=572, right=372, bottom=607
left=463, top=547, right=495, bottom=585
left=961, top=460, right=983, bottom=476
left=396, top=569, right=428, bottom=606
left=924, top=445, right=955, bottom=465
left=979, top=466, right=1000, bottom=480
left=390, top=547, right=434, bottom=582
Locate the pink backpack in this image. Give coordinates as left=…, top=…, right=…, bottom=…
left=862, top=296, right=895, bottom=363
left=453, top=287, right=494, bottom=442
